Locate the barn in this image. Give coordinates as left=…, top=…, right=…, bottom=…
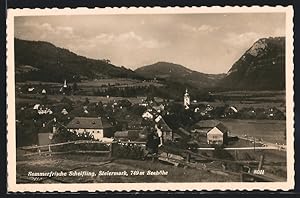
left=206, top=123, right=228, bottom=145
left=66, top=117, right=114, bottom=140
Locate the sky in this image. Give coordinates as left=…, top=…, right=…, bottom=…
left=14, top=13, right=285, bottom=74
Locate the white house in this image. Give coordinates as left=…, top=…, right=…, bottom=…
left=28, top=87, right=35, bottom=92
left=155, top=115, right=162, bottom=123
left=41, top=89, right=47, bottom=94
left=207, top=123, right=228, bottom=145
left=33, top=104, right=40, bottom=110
left=66, top=117, right=114, bottom=140
left=61, top=108, right=68, bottom=115
left=142, top=111, right=154, bottom=120
left=37, top=107, right=53, bottom=115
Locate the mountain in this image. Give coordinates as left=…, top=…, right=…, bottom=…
left=14, top=38, right=140, bottom=82
left=220, top=37, right=285, bottom=90
left=135, top=62, right=225, bottom=88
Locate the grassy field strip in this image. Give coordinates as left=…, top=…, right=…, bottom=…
left=197, top=147, right=280, bottom=151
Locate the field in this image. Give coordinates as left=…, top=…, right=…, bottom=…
left=17, top=79, right=164, bottom=90
left=16, top=94, right=164, bottom=105
left=221, top=119, right=286, bottom=144
left=209, top=90, right=286, bottom=109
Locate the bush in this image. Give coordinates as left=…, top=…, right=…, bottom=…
left=112, top=143, right=144, bottom=160
left=52, top=127, right=93, bottom=144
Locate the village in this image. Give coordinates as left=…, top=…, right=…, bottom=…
left=15, top=79, right=287, bottom=183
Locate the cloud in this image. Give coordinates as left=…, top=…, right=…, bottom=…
left=182, top=24, right=219, bottom=33
left=19, top=22, right=76, bottom=41
left=223, top=32, right=262, bottom=49
left=94, top=31, right=168, bottom=49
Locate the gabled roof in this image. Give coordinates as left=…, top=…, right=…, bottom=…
left=66, top=117, right=112, bottom=129
left=230, top=106, right=238, bottom=113
left=208, top=123, right=228, bottom=134
left=157, top=117, right=172, bottom=132
left=194, top=120, right=220, bottom=128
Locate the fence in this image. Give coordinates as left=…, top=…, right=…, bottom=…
left=19, top=140, right=146, bottom=158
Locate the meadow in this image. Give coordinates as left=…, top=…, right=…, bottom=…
left=221, top=119, right=286, bottom=144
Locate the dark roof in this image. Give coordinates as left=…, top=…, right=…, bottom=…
left=162, top=115, right=180, bottom=129
left=66, top=117, right=112, bottom=129
left=194, top=120, right=220, bottom=128
left=39, top=125, right=53, bottom=133
left=158, top=117, right=172, bottom=132
left=177, top=127, right=191, bottom=137
left=209, top=123, right=229, bottom=134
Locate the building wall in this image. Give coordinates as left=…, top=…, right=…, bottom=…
left=163, top=131, right=173, bottom=142
left=38, top=133, right=52, bottom=146
left=184, top=96, right=190, bottom=108
left=69, top=128, right=104, bottom=140
left=207, top=127, right=224, bottom=145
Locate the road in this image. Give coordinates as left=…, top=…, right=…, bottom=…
left=238, top=136, right=286, bottom=151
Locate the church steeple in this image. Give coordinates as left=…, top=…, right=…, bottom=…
left=63, top=80, right=68, bottom=88
left=184, top=89, right=190, bottom=109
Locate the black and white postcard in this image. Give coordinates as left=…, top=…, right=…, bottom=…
left=6, top=6, right=294, bottom=191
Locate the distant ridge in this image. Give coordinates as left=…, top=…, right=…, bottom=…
left=135, top=61, right=225, bottom=88
left=220, top=37, right=285, bottom=90
left=15, top=37, right=286, bottom=91
left=14, top=38, right=140, bottom=82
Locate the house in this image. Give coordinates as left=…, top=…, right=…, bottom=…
left=153, top=104, right=165, bottom=113
left=192, top=119, right=221, bottom=135
left=205, top=104, right=214, bottom=111
left=41, top=89, right=47, bottom=94
left=207, top=123, right=229, bottom=145
left=37, top=118, right=60, bottom=147
left=33, top=104, right=40, bottom=110
left=66, top=117, right=114, bottom=140
left=28, top=87, right=35, bottom=92
left=37, top=106, right=53, bottom=115
left=37, top=133, right=52, bottom=148
left=155, top=116, right=173, bottom=142
left=61, top=108, right=68, bottom=115
left=142, top=111, right=154, bottom=120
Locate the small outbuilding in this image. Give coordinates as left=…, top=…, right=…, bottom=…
left=41, top=89, right=47, bottom=94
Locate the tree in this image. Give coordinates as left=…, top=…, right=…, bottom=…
left=52, top=127, right=93, bottom=143
left=83, top=98, right=90, bottom=106
left=72, top=82, right=78, bottom=92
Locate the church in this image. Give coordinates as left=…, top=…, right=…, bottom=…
left=183, top=89, right=190, bottom=109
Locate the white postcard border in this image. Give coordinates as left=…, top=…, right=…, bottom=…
left=6, top=6, right=294, bottom=192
